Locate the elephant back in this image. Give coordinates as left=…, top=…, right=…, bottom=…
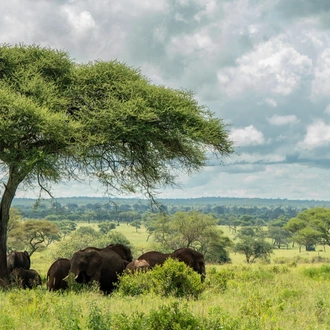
left=7, top=250, right=31, bottom=272
left=106, top=243, right=133, bottom=262
left=137, top=251, right=170, bottom=268
left=171, top=247, right=206, bottom=279
left=98, top=248, right=128, bottom=274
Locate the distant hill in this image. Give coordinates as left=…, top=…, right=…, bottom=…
left=12, top=196, right=330, bottom=209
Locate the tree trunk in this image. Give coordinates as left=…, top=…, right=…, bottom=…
left=0, top=168, right=24, bottom=285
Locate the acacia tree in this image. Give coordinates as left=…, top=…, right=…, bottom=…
left=0, top=44, right=233, bottom=282
left=284, top=208, right=330, bottom=251
left=8, top=219, right=60, bottom=255
left=234, top=236, right=274, bottom=263
left=153, top=211, right=233, bottom=261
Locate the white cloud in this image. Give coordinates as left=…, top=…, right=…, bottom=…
left=301, top=121, right=330, bottom=148
left=265, top=98, right=277, bottom=107
left=268, top=114, right=298, bottom=125
left=311, top=48, right=330, bottom=99
left=217, top=36, right=313, bottom=97
left=63, top=8, right=95, bottom=32
left=167, top=29, right=216, bottom=57
left=229, top=125, right=264, bottom=147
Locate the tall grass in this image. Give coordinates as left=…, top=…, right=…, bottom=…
left=2, top=264, right=330, bottom=329
left=5, top=223, right=330, bottom=329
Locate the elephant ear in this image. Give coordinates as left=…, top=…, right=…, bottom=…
left=86, top=252, right=102, bottom=277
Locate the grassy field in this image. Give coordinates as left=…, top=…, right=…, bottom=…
left=4, top=223, right=330, bottom=329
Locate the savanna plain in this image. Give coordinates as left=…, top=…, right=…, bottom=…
left=2, top=223, right=330, bottom=330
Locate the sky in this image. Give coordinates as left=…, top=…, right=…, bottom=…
left=1, top=0, right=330, bottom=201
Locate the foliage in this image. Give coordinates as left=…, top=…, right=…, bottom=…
left=153, top=211, right=232, bottom=262
left=12, top=196, right=305, bottom=227
left=205, top=238, right=232, bottom=264
left=292, top=227, right=321, bottom=252
left=284, top=207, right=330, bottom=250
left=8, top=208, right=22, bottom=233
left=54, top=220, right=77, bottom=237
left=98, top=221, right=116, bottom=234
left=8, top=219, right=60, bottom=255
left=0, top=43, right=233, bottom=281
left=93, top=231, right=131, bottom=249
left=52, top=227, right=130, bottom=259
left=116, top=258, right=205, bottom=299
left=142, top=213, right=158, bottom=241
left=148, top=258, right=205, bottom=298
left=267, top=226, right=292, bottom=249
left=130, top=220, right=141, bottom=232
left=115, top=271, right=151, bottom=297
left=234, top=236, right=274, bottom=263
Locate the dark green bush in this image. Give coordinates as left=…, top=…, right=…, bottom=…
left=151, top=258, right=205, bottom=298
left=116, top=258, right=205, bottom=298
left=116, top=271, right=151, bottom=296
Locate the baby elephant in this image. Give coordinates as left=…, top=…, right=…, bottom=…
left=10, top=268, right=42, bottom=289
left=125, top=259, right=150, bottom=274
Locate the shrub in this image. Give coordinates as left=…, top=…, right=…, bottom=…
left=149, top=258, right=205, bottom=298
left=116, top=258, right=205, bottom=299
left=147, top=302, right=201, bottom=330
left=116, top=271, right=151, bottom=296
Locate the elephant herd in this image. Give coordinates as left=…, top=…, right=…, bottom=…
left=7, top=245, right=206, bottom=294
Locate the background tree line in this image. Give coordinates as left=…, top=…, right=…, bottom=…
left=8, top=196, right=330, bottom=265
left=12, top=197, right=302, bottom=223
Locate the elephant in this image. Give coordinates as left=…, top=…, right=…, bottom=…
left=106, top=243, right=133, bottom=262
left=137, top=251, right=170, bottom=268
left=46, top=258, right=71, bottom=291
left=170, top=247, right=206, bottom=281
left=7, top=250, right=30, bottom=272
left=69, top=246, right=128, bottom=294
left=125, top=259, right=150, bottom=274
left=10, top=268, right=42, bottom=289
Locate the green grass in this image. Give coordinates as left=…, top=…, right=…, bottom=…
left=2, top=264, right=330, bottom=329
left=14, top=223, right=330, bottom=329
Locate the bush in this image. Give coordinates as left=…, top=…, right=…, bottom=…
left=151, top=258, right=205, bottom=298
left=116, top=271, right=151, bottom=296
left=116, top=258, right=205, bottom=299
left=148, top=302, right=200, bottom=330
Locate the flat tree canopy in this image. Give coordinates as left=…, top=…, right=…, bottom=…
left=0, top=44, right=233, bottom=283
